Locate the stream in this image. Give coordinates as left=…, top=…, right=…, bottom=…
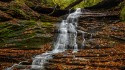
left=6, top=8, right=84, bottom=70
left=5, top=7, right=125, bottom=70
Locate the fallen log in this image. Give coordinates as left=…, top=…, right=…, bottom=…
left=30, top=7, right=72, bottom=17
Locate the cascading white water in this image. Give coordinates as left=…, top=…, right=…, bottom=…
left=6, top=8, right=83, bottom=70
left=31, top=8, right=82, bottom=70
left=52, top=20, right=68, bottom=53
left=78, top=30, right=86, bottom=49
left=54, top=8, right=82, bottom=53
left=31, top=52, right=53, bottom=69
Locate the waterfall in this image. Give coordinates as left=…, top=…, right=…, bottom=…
left=52, top=20, right=68, bottom=53
left=31, top=8, right=82, bottom=70
left=78, top=30, right=86, bottom=49
left=53, top=8, right=82, bottom=53
left=6, top=8, right=83, bottom=70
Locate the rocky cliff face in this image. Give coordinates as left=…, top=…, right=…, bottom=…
left=0, top=0, right=57, bottom=49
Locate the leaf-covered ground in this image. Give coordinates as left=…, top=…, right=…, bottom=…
left=0, top=43, right=52, bottom=69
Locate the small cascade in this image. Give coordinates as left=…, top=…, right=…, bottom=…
left=53, top=8, right=82, bottom=53
left=81, top=31, right=86, bottom=49
left=31, top=8, right=83, bottom=70
left=78, top=30, right=86, bottom=49
left=52, top=20, right=68, bottom=53
left=6, top=8, right=85, bottom=70
left=31, top=52, right=53, bottom=69
left=89, top=33, right=93, bottom=42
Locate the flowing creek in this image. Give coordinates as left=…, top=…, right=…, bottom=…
left=5, top=7, right=125, bottom=70
left=6, top=8, right=85, bottom=70
left=31, top=8, right=84, bottom=70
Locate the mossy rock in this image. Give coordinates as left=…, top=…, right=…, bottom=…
left=0, top=20, right=54, bottom=49
left=25, top=0, right=54, bottom=8
left=0, top=1, right=40, bottom=20
left=14, top=36, right=53, bottom=49
left=41, top=22, right=53, bottom=27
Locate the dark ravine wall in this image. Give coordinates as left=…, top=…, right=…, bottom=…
left=85, top=0, right=124, bottom=9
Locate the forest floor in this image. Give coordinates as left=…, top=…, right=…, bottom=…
left=46, top=43, right=125, bottom=70
left=0, top=44, right=124, bottom=70
left=0, top=43, right=52, bottom=69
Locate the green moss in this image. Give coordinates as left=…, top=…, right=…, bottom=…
left=15, top=37, right=53, bottom=49
left=25, top=1, right=34, bottom=7
left=53, top=0, right=75, bottom=9
left=120, top=6, right=125, bottom=21
left=0, top=20, right=53, bottom=49
left=15, top=9, right=26, bottom=16
left=41, top=22, right=53, bottom=28
left=7, top=1, right=35, bottom=19
left=15, top=0, right=26, bottom=4
left=119, top=1, right=125, bottom=21
left=118, top=0, right=125, bottom=21
left=11, top=8, right=30, bottom=19
left=45, top=0, right=55, bottom=7
left=18, top=20, right=36, bottom=26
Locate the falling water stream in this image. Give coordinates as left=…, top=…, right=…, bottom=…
left=31, top=8, right=83, bottom=70
left=78, top=30, right=86, bottom=49
left=6, top=8, right=85, bottom=70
